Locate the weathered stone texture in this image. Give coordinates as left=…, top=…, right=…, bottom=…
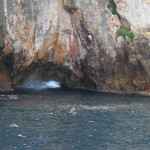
left=0, top=0, right=150, bottom=93
left=114, top=0, right=150, bottom=32
left=0, top=0, right=5, bottom=52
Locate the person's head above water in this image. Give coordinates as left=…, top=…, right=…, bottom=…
left=68, top=107, right=76, bottom=115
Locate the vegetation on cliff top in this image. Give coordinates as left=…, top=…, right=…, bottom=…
left=107, top=1, right=117, bottom=15
left=118, top=26, right=135, bottom=41
left=131, top=48, right=137, bottom=55
left=20, top=1, right=25, bottom=8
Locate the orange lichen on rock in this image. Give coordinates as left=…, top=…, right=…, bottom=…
left=53, top=34, right=79, bottom=63
left=3, top=42, right=13, bottom=55
left=54, top=39, right=63, bottom=62
left=53, top=39, right=69, bottom=62
left=70, top=34, right=78, bottom=62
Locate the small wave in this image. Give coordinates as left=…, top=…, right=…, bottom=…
left=21, top=80, right=61, bottom=89
left=0, top=95, right=18, bottom=100
left=80, top=105, right=110, bottom=110
left=10, top=123, right=19, bottom=128
left=8, top=95, right=18, bottom=100
left=79, top=104, right=131, bottom=111
left=46, top=103, right=146, bottom=113
left=17, top=134, right=26, bottom=138
left=48, top=104, right=125, bottom=111
left=41, top=81, right=60, bottom=89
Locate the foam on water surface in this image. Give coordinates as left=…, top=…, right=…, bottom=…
left=41, top=81, right=60, bottom=89
left=21, top=79, right=61, bottom=89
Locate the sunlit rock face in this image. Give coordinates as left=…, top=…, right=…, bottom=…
left=1, top=0, right=150, bottom=93
left=115, top=0, right=150, bottom=32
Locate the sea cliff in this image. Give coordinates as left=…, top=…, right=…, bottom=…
left=0, top=0, right=150, bottom=93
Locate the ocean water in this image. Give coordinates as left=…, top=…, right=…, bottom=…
left=0, top=88, right=150, bottom=150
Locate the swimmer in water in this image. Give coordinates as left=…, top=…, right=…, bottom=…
left=48, top=107, right=55, bottom=115
left=68, top=107, right=76, bottom=115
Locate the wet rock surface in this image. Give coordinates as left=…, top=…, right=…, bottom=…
left=0, top=0, right=150, bottom=93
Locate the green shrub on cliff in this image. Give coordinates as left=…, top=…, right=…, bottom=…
left=107, top=1, right=117, bottom=15
left=118, top=26, right=135, bottom=41
left=20, top=1, right=25, bottom=7
left=131, top=48, right=137, bottom=55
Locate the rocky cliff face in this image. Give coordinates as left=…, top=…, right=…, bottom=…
left=0, top=0, right=150, bottom=93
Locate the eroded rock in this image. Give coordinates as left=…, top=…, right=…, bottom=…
left=63, top=0, right=79, bottom=13
left=0, top=0, right=150, bottom=93
left=114, top=0, right=150, bottom=32
left=116, top=1, right=127, bottom=9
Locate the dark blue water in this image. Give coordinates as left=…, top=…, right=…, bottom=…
left=0, top=89, right=150, bottom=150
